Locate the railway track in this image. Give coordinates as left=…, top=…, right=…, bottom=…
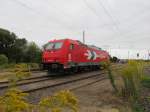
left=24, top=71, right=107, bottom=93
left=0, top=70, right=107, bottom=94
left=0, top=75, right=49, bottom=89
left=0, top=63, right=120, bottom=84
left=0, top=64, right=124, bottom=94
left=0, top=64, right=126, bottom=103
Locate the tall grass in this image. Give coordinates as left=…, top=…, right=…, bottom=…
left=105, top=60, right=146, bottom=111
left=102, top=61, right=118, bottom=93
left=119, top=61, right=145, bottom=112
left=121, top=61, right=144, bottom=100
left=107, top=64, right=118, bottom=93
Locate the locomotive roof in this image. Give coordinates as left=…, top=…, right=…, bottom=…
left=48, top=38, right=103, bottom=51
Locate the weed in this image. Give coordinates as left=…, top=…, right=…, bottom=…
left=39, top=90, right=78, bottom=112
left=103, top=61, right=118, bottom=93
left=141, top=76, right=150, bottom=88
left=132, top=101, right=145, bottom=112
left=0, top=88, right=32, bottom=112
left=8, top=64, right=31, bottom=85
left=120, top=61, right=144, bottom=100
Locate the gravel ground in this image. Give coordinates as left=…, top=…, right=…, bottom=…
left=72, top=79, right=131, bottom=112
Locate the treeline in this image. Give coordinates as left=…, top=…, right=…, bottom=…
left=0, top=28, right=42, bottom=64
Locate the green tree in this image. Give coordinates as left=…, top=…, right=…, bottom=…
left=24, top=42, right=42, bottom=63
left=0, top=28, right=27, bottom=63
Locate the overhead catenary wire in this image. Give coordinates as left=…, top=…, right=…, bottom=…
left=83, top=0, right=102, bottom=22
left=13, top=0, right=123, bottom=36
left=40, top=0, right=84, bottom=35
left=97, top=0, right=123, bottom=37
left=83, top=0, right=124, bottom=40
left=12, top=0, right=74, bottom=31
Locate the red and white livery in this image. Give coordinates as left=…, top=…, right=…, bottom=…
left=42, top=39, right=110, bottom=73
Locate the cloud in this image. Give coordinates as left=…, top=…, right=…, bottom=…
left=0, top=0, right=150, bottom=50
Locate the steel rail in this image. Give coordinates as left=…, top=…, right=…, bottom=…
left=23, top=65, right=123, bottom=93
left=0, top=65, right=122, bottom=93
left=23, top=71, right=106, bottom=93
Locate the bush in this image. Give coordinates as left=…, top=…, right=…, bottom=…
left=0, top=54, right=8, bottom=65
left=28, top=63, right=40, bottom=70
left=8, top=63, right=31, bottom=86
left=39, top=90, right=78, bottom=112
left=0, top=88, right=32, bottom=112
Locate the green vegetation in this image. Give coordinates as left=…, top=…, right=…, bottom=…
left=119, top=61, right=146, bottom=112
left=0, top=28, right=42, bottom=64
left=103, top=61, right=118, bottom=93
left=24, top=42, right=42, bottom=63
left=141, top=76, right=150, bottom=88
left=0, top=54, right=8, bottom=65
left=8, top=64, right=31, bottom=86
left=106, top=60, right=149, bottom=112
left=107, top=65, right=118, bottom=93
left=0, top=89, right=78, bottom=112
left=39, top=90, right=78, bottom=112
left=0, top=88, right=32, bottom=112
left=120, top=61, right=144, bottom=100
left=0, top=64, right=32, bottom=112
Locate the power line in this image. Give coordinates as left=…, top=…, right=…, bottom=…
left=13, top=0, right=85, bottom=37
left=44, top=0, right=75, bottom=20
left=82, top=0, right=118, bottom=31
left=83, top=0, right=124, bottom=38
left=12, top=0, right=74, bottom=31
left=12, top=0, right=40, bottom=15
left=83, top=0, right=102, bottom=21
left=97, top=0, right=123, bottom=37
left=41, top=0, right=82, bottom=33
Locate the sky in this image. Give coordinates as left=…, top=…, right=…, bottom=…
left=0, top=0, right=150, bottom=59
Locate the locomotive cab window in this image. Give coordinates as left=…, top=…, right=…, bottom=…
left=54, top=42, right=63, bottom=49
left=45, top=42, right=63, bottom=50
left=70, top=44, right=74, bottom=50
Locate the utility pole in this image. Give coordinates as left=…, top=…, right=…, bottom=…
left=83, top=31, right=85, bottom=44
left=128, top=51, right=130, bottom=59
left=148, top=50, right=150, bottom=60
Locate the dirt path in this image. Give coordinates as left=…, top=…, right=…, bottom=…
left=73, top=79, right=131, bottom=112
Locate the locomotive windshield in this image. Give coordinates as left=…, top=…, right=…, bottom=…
left=45, top=42, right=63, bottom=50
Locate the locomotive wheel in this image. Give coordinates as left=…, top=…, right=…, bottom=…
left=72, top=67, right=78, bottom=73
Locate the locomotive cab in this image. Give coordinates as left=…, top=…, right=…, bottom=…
left=42, top=39, right=75, bottom=73
left=42, top=40, right=65, bottom=72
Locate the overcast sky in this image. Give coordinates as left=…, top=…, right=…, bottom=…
left=0, top=0, right=150, bottom=50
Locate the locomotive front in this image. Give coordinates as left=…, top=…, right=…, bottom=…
left=42, top=40, right=67, bottom=73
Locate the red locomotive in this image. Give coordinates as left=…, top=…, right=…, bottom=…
left=42, top=39, right=110, bottom=73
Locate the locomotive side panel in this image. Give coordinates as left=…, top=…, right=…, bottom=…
left=70, top=44, right=109, bottom=65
